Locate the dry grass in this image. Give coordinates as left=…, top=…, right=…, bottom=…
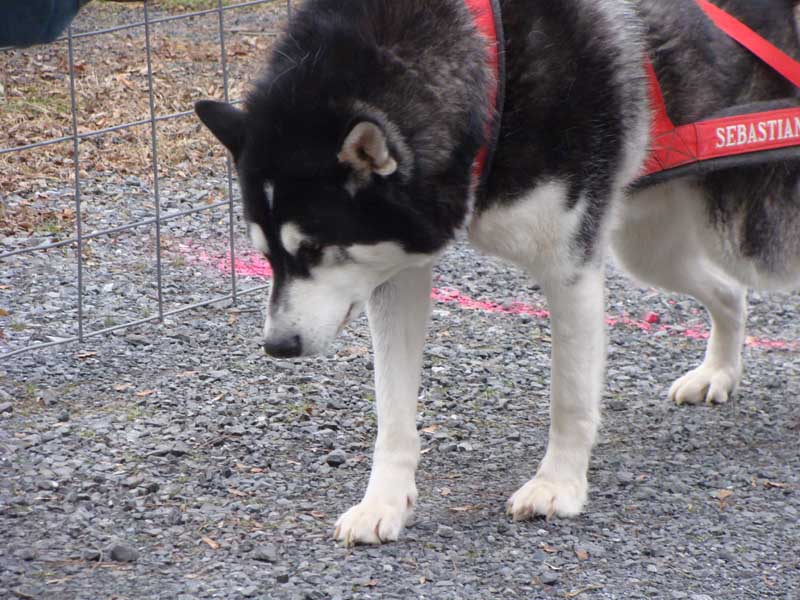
left=0, top=0, right=284, bottom=235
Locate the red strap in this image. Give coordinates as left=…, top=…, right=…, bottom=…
left=642, top=1, right=800, bottom=178
left=694, top=0, right=800, bottom=88
left=465, top=0, right=500, bottom=188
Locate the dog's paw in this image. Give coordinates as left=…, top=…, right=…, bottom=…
left=669, top=363, right=740, bottom=405
left=334, top=493, right=416, bottom=546
left=507, top=476, right=587, bottom=521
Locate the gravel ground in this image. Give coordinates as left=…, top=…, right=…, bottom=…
left=2, top=2, right=800, bottom=599
left=2, top=235, right=799, bottom=600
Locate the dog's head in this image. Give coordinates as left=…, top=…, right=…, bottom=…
left=194, top=99, right=447, bottom=357
left=194, top=2, right=489, bottom=358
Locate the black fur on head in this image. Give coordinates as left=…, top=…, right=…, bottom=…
left=195, top=0, right=492, bottom=260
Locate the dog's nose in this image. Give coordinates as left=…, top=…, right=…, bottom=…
left=263, top=334, right=302, bottom=358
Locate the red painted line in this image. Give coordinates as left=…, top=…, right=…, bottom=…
left=180, top=245, right=798, bottom=352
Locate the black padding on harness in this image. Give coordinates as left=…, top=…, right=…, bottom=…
left=632, top=97, right=800, bottom=190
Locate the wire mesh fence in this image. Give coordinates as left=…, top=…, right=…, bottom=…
left=0, top=0, right=292, bottom=360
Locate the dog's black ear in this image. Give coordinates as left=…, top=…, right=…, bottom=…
left=337, top=122, right=398, bottom=178
left=194, top=100, right=247, bottom=158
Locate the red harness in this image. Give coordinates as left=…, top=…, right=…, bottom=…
left=466, top=0, right=800, bottom=191
left=465, top=0, right=503, bottom=193
left=643, top=0, right=800, bottom=183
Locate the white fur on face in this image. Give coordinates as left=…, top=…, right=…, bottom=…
left=280, top=222, right=309, bottom=257
left=263, top=241, right=435, bottom=356
left=248, top=223, right=269, bottom=255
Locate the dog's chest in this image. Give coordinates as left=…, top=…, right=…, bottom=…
left=468, top=180, right=582, bottom=273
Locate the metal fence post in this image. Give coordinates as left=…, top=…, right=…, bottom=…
left=1, top=0, right=281, bottom=360
left=66, top=25, right=85, bottom=342
left=144, top=0, right=165, bottom=322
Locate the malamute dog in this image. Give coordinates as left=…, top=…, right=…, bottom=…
left=195, top=0, right=800, bottom=545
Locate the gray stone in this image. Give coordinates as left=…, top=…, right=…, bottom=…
left=617, top=471, right=634, bottom=485
left=17, top=547, right=36, bottom=561
left=539, top=571, right=559, bottom=585
left=324, top=449, right=347, bottom=467
left=436, top=525, right=455, bottom=538
left=0, top=402, right=12, bottom=414
left=108, top=543, right=138, bottom=563
left=252, top=544, right=279, bottom=563
left=125, top=334, right=151, bottom=346
left=123, top=474, right=144, bottom=488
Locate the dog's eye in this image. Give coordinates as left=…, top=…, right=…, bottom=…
left=298, top=241, right=323, bottom=263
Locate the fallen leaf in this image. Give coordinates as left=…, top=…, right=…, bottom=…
left=542, top=544, right=560, bottom=554
left=575, top=549, right=590, bottom=561
left=764, top=481, right=788, bottom=489
left=421, top=424, right=439, bottom=434
left=566, top=584, right=604, bottom=598
left=716, top=489, right=734, bottom=509
left=74, top=351, right=97, bottom=359
left=228, top=488, right=248, bottom=497
left=309, top=510, right=326, bottom=519
left=0, top=308, right=9, bottom=316
left=439, top=487, right=451, bottom=497
left=201, top=536, right=220, bottom=550
left=448, top=505, right=482, bottom=513
left=134, top=389, right=155, bottom=397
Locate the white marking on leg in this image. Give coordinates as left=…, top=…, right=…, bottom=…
left=507, top=267, right=605, bottom=519
left=334, top=263, right=432, bottom=545
left=471, top=180, right=608, bottom=520
left=668, top=282, right=746, bottom=405
left=613, top=182, right=747, bottom=405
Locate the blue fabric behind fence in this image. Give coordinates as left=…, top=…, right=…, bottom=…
left=0, top=0, right=91, bottom=47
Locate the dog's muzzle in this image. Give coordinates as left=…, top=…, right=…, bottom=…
left=263, top=333, right=302, bottom=358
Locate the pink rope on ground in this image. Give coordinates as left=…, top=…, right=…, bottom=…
left=180, top=245, right=797, bottom=352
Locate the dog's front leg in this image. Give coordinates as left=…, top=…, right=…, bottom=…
left=508, top=265, right=606, bottom=520
left=334, top=263, right=432, bottom=546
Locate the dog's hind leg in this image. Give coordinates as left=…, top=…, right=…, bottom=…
left=333, top=263, right=432, bottom=546
left=666, top=277, right=746, bottom=405
left=613, top=182, right=747, bottom=405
